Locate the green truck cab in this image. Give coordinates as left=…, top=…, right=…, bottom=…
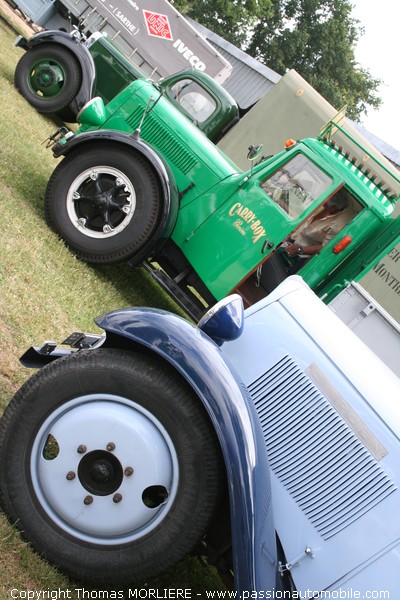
left=45, top=84, right=400, bottom=319
left=14, top=30, right=238, bottom=141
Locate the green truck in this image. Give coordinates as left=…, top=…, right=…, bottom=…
left=14, top=29, right=239, bottom=138
left=15, top=29, right=239, bottom=140
left=11, top=0, right=233, bottom=125
left=44, top=78, right=400, bottom=320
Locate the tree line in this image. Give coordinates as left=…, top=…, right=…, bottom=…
left=171, top=0, right=381, bottom=121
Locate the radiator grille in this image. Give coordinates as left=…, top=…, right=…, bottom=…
left=125, top=109, right=198, bottom=174
left=248, top=355, right=396, bottom=539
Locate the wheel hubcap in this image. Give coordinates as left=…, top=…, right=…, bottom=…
left=78, top=450, right=124, bottom=496
left=67, top=167, right=136, bottom=238
left=31, top=394, right=179, bottom=544
left=29, top=60, right=66, bottom=98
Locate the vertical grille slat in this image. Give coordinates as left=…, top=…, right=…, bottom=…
left=125, top=109, right=197, bottom=174
left=263, top=387, right=321, bottom=434
left=303, top=463, right=379, bottom=516
left=249, top=355, right=396, bottom=539
left=268, top=406, right=342, bottom=456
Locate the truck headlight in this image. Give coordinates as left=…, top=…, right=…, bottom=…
left=77, top=97, right=106, bottom=127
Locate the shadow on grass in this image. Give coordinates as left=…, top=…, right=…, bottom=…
left=92, top=262, right=187, bottom=316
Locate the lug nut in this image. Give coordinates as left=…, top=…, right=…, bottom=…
left=66, top=471, right=76, bottom=480
left=106, top=442, right=116, bottom=451
left=113, top=493, right=122, bottom=503
left=124, top=467, right=134, bottom=477
left=77, top=444, right=87, bottom=454
left=84, top=495, right=93, bottom=505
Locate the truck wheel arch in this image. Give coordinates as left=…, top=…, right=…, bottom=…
left=46, top=134, right=180, bottom=264
left=96, top=306, right=278, bottom=592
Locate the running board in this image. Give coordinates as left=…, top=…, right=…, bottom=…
left=143, top=263, right=206, bottom=322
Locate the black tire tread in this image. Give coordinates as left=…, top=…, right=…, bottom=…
left=0, top=349, right=222, bottom=585
left=14, top=44, right=81, bottom=114
left=44, top=143, right=163, bottom=264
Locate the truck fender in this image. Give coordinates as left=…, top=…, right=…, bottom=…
left=16, top=31, right=96, bottom=115
left=96, top=306, right=278, bottom=592
left=53, top=130, right=180, bottom=246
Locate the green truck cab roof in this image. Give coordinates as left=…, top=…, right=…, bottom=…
left=295, top=138, right=396, bottom=217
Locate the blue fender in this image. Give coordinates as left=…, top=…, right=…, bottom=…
left=52, top=129, right=180, bottom=256
left=18, top=31, right=96, bottom=115
left=96, top=306, right=278, bottom=592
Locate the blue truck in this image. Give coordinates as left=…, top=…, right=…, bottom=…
left=0, top=276, right=399, bottom=594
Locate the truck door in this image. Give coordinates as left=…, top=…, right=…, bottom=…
left=180, top=152, right=336, bottom=302
left=313, top=214, right=400, bottom=302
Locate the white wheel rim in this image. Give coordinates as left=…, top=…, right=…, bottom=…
left=66, top=166, right=137, bottom=239
left=31, top=394, right=179, bottom=544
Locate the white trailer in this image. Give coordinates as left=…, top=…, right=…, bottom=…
left=329, top=281, right=400, bottom=378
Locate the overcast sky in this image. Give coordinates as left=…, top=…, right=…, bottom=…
left=351, top=0, right=399, bottom=150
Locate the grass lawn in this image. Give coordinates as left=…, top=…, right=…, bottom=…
left=0, top=11, right=226, bottom=597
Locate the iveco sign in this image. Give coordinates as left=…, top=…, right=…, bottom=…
left=172, top=40, right=206, bottom=71
left=82, top=0, right=232, bottom=82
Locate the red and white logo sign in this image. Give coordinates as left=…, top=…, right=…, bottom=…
left=143, top=10, right=173, bottom=39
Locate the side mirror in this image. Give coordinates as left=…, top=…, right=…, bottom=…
left=198, top=295, right=244, bottom=346
left=247, top=144, right=264, bottom=162
left=77, top=97, right=106, bottom=127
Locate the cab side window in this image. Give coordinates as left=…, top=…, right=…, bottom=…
left=261, top=155, right=332, bottom=219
